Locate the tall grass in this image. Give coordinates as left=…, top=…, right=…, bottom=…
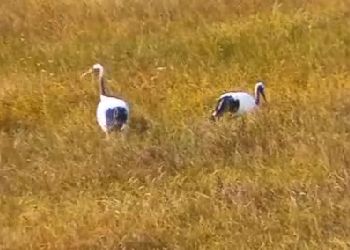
left=0, top=0, right=350, bottom=249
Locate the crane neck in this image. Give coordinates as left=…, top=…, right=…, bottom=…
left=99, top=77, right=107, bottom=96
left=255, top=89, right=260, bottom=105
left=98, top=70, right=107, bottom=96
left=96, top=67, right=123, bottom=99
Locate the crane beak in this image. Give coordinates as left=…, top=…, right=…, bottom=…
left=210, top=110, right=218, bottom=122
left=80, top=68, right=92, bottom=80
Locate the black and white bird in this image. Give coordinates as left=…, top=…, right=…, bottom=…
left=81, top=63, right=129, bottom=135
left=211, top=81, right=267, bottom=120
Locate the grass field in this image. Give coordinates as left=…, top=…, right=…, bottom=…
left=1, top=0, right=350, bottom=249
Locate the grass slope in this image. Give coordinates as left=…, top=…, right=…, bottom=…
left=0, top=0, right=350, bottom=249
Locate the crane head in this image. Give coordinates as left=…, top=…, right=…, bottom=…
left=81, top=63, right=104, bottom=79
left=255, top=81, right=267, bottom=103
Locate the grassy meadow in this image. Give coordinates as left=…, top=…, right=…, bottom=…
left=1, top=0, right=350, bottom=249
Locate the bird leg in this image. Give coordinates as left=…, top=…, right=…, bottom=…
left=105, top=132, right=110, bottom=141
left=120, top=123, right=127, bottom=131
left=120, top=124, right=128, bottom=141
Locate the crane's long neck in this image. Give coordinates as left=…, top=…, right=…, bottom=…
left=98, top=69, right=107, bottom=96
left=255, top=88, right=260, bottom=105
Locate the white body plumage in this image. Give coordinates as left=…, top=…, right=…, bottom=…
left=212, top=81, right=267, bottom=119
left=217, top=92, right=257, bottom=116
left=97, top=95, right=129, bottom=132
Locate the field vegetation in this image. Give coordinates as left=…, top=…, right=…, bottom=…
left=0, top=0, right=350, bottom=249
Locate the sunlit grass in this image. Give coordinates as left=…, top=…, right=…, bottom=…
left=0, top=0, right=349, bottom=249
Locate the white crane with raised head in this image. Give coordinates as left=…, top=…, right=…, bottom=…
left=81, top=63, right=129, bottom=135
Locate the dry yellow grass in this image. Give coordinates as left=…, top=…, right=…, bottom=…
left=0, top=0, right=350, bottom=249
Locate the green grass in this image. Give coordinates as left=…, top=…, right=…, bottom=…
left=0, top=0, right=350, bottom=249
